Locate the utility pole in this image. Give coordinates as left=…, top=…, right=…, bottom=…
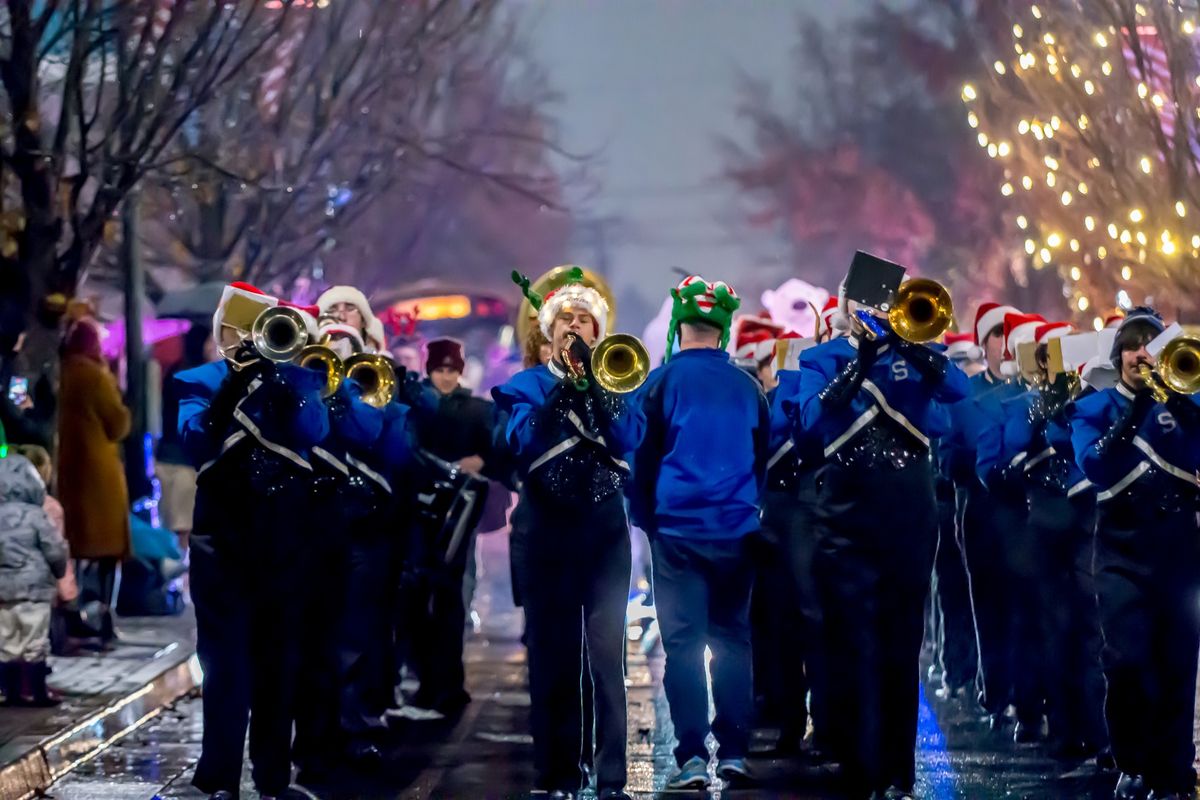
left=122, top=191, right=149, bottom=501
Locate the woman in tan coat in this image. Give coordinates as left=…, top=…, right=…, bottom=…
left=56, top=320, right=130, bottom=643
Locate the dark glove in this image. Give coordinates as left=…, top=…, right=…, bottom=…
left=1166, top=391, right=1200, bottom=431
left=818, top=341, right=883, bottom=408
left=569, top=336, right=594, bottom=377
left=1094, top=389, right=1154, bottom=458
left=205, top=359, right=267, bottom=440
left=897, top=340, right=950, bottom=385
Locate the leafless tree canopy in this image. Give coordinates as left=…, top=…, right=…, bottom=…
left=967, top=0, right=1200, bottom=319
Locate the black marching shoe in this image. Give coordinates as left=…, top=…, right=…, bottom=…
left=598, top=789, right=633, bottom=800
left=883, top=786, right=916, bottom=800
left=208, top=793, right=236, bottom=800
left=1146, top=793, right=1189, bottom=800
left=1114, top=773, right=1148, bottom=800
left=1013, top=719, right=1043, bottom=744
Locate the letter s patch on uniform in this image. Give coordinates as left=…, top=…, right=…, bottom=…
left=892, top=360, right=910, bottom=382
left=1157, top=411, right=1178, bottom=433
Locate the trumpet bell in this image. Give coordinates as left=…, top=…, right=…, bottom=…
left=888, top=278, right=954, bottom=344
left=298, top=345, right=344, bottom=398
left=592, top=333, right=650, bottom=394
left=252, top=306, right=311, bottom=362
left=345, top=353, right=398, bottom=408
left=1159, top=335, right=1200, bottom=395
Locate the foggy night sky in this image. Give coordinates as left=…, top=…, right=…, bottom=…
left=519, top=0, right=865, bottom=327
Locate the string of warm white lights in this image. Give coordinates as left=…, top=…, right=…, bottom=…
left=963, top=0, right=1200, bottom=325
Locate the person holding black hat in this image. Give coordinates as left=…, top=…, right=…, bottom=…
left=1071, top=307, right=1200, bottom=800
left=406, top=337, right=495, bottom=716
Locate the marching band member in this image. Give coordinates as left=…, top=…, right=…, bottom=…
left=990, top=322, right=1105, bottom=757
left=492, top=267, right=641, bottom=800
left=631, top=277, right=767, bottom=790
left=1071, top=308, right=1200, bottom=800
left=976, top=312, right=1049, bottom=742
left=943, top=302, right=1023, bottom=728
left=766, top=330, right=833, bottom=757
left=176, top=283, right=330, bottom=800
left=788, top=278, right=968, bottom=800
left=318, top=285, right=388, bottom=352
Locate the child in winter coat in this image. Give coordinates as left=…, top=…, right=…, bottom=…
left=0, top=453, right=69, bottom=705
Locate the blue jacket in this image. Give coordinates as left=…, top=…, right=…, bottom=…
left=1071, top=383, right=1200, bottom=502
left=771, top=369, right=823, bottom=474
left=631, top=348, right=768, bottom=540
left=945, top=371, right=1025, bottom=488
left=491, top=362, right=643, bottom=479
left=789, top=336, right=968, bottom=461
left=987, top=389, right=1090, bottom=498
left=175, top=360, right=329, bottom=474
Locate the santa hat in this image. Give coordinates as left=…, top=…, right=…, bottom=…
left=317, top=285, right=384, bottom=351
left=974, top=302, right=1019, bottom=346
left=943, top=331, right=982, bottom=362
left=1034, top=321, right=1072, bottom=344
left=513, top=266, right=609, bottom=340
left=1000, top=312, right=1045, bottom=376
left=1104, top=313, right=1125, bottom=329
left=213, top=282, right=277, bottom=346
left=817, top=296, right=849, bottom=340
left=317, top=321, right=364, bottom=357
left=731, top=314, right=785, bottom=363
left=426, top=337, right=466, bottom=375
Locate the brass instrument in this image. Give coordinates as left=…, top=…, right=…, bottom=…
left=888, top=278, right=954, bottom=343
left=251, top=306, right=311, bottom=363
left=592, top=333, right=650, bottom=394
left=298, top=344, right=345, bottom=398
left=1158, top=335, right=1200, bottom=395
left=345, top=353, right=398, bottom=408
left=1139, top=334, right=1200, bottom=402
left=855, top=278, right=954, bottom=344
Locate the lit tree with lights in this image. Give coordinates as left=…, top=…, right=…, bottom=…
left=964, top=0, right=1200, bottom=324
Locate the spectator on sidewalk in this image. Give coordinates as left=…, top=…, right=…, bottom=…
left=13, top=445, right=81, bottom=655
left=57, top=319, right=131, bottom=646
left=157, top=325, right=217, bottom=551
left=0, top=453, right=69, bottom=706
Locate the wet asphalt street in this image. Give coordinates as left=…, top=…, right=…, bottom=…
left=42, top=534, right=1186, bottom=799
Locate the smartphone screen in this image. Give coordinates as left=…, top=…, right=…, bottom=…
left=7, top=377, right=28, bottom=406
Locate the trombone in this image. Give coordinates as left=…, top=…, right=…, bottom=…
left=1138, top=334, right=1200, bottom=403
left=855, top=278, right=955, bottom=344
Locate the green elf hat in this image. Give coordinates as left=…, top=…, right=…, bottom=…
left=665, top=275, right=741, bottom=361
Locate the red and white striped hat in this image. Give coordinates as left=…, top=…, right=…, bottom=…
left=731, top=314, right=785, bottom=362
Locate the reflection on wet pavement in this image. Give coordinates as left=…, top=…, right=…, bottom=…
left=43, top=533, right=1181, bottom=798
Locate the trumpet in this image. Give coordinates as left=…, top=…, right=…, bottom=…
left=297, top=344, right=345, bottom=398
left=345, top=353, right=397, bottom=408
left=251, top=306, right=312, bottom=363
left=592, top=334, right=650, bottom=394
left=855, top=278, right=955, bottom=344
left=1138, top=334, right=1200, bottom=402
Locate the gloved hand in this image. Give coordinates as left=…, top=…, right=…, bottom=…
left=896, top=340, right=950, bottom=385
left=1094, top=389, right=1155, bottom=458
left=205, top=358, right=268, bottom=440
left=1166, top=391, right=1200, bottom=431
left=818, top=334, right=888, bottom=407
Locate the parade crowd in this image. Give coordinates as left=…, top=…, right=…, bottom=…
left=167, top=252, right=1199, bottom=800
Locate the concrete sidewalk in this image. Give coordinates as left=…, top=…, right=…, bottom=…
left=0, top=611, right=198, bottom=800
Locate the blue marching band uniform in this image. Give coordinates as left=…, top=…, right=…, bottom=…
left=174, top=275, right=1200, bottom=800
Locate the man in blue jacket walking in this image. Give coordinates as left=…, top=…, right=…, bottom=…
left=631, top=276, right=768, bottom=791
left=788, top=285, right=969, bottom=800
left=1071, top=307, right=1200, bottom=800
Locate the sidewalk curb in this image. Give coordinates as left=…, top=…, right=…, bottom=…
left=0, top=650, right=200, bottom=800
